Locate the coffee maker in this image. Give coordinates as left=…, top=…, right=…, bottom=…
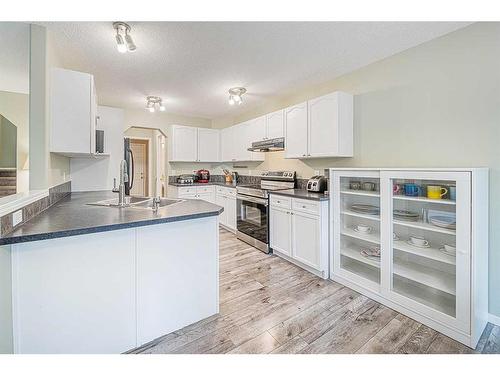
left=196, top=169, right=210, bottom=183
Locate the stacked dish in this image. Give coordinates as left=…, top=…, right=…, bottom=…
left=429, top=216, right=456, bottom=230
left=393, top=210, right=420, bottom=222
left=350, top=204, right=379, bottom=215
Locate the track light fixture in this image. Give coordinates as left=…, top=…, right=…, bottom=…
left=228, top=87, right=247, bottom=105
left=145, top=96, right=165, bottom=113
left=113, top=22, right=136, bottom=53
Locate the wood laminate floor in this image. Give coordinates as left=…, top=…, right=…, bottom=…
left=132, top=229, right=500, bottom=354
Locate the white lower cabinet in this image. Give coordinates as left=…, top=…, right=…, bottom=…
left=269, top=195, right=329, bottom=278
left=330, top=168, right=489, bottom=348
left=168, top=185, right=216, bottom=204
left=216, top=186, right=237, bottom=231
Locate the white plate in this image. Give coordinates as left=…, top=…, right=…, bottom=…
left=439, top=247, right=456, bottom=256
left=406, top=239, right=431, bottom=248
left=353, top=228, right=372, bottom=234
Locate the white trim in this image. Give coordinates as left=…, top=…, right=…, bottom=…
left=489, top=313, right=500, bottom=326
left=0, top=190, right=49, bottom=217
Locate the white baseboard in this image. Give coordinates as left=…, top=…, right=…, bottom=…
left=489, top=313, right=500, bottom=326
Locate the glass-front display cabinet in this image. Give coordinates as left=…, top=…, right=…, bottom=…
left=330, top=168, right=488, bottom=348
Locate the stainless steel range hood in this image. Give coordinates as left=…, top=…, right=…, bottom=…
left=247, top=137, right=285, bottom=152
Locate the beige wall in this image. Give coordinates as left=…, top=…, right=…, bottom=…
left=0, top=91, right=29, bottom=192
left=213, top=22, right=500, bottom=315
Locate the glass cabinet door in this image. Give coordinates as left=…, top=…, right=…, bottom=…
left=382, top=171, right=470, bottom=331
left=333, top=171, right=382, bottom=290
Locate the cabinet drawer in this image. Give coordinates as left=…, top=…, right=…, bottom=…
left=197, top=186, right=215, bottom=194
left=178, top=187, right=197, bottom=195
left=270, top=195, right=291, bottom=209
left=216, top=186, right=236, bottom=196
left=292, top=198, right=320, bottom=215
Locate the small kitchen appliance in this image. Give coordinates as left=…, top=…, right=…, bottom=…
left=176, top=174, right=195, bottom=185
left=306, top=175, right=328, bottom=193
left=196, top=169, right=210, bottom=183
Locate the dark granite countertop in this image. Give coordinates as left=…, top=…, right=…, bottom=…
left=269, top=189, right=329, bottom=201
left=169, top=182, right=238, bottom=188
left=0, top=191, right=223, bottom=245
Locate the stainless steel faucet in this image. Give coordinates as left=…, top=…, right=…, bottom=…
left=112, top=160, right=129, bottom=206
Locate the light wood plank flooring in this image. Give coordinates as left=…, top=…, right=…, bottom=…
left=132, top=228, right=500, bottom=354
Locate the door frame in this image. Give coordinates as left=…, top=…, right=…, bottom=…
left=128, top=137, right=150, bottom=197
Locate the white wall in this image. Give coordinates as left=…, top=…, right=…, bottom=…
left=70, top=106, right=124, bottom=192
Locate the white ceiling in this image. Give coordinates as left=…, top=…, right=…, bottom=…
left=41, top=22, right=470, bottom=119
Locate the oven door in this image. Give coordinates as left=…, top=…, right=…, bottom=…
left=236, top=194, right=269, bottom=252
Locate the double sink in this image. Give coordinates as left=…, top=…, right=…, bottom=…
left=87, top=196, right=184, bottom=209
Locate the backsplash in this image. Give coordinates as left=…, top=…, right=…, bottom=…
left=0, top=181, right=71, bottom=237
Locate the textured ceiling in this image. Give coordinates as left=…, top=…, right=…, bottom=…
left=40, top=22, right=470, bottom=119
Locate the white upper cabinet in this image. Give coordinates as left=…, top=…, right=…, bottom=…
left=50, top=68, right=99, bottom=156
left=168, top=125, right=198, bottom=162
left=221, top=126, right=236, bottom=162
left=284, top=102, right=308, bottom=158
left=249, top=116, right=267, bottom=142
left=285, top=92, right=353, bottom=159
left=197, top=128, right=220, bottom=162
left=266, top=109, right=284, bottom=139
left=308, top=92, right=353, bottom=157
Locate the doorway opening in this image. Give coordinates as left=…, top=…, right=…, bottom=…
left=128, top=138, right=149, bottom=197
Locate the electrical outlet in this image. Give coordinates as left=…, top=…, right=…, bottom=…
left=13, top=210, right=23, bottom=227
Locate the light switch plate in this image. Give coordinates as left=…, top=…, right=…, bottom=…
left=12, top=210, right=23, bottom=226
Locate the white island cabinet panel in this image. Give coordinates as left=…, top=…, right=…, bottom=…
left=11, top=229, right=136, bottom=354
left=136, top=217, right=219, bottom=346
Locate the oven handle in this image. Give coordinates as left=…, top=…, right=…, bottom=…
left=236, top=194, right=268, bottom=206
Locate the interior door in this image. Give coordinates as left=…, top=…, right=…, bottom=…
left=284, top=102, right=308, bottom=158
left=130, top=139, right=148, bottom=197
left=380, top=170, right=471, bottom=333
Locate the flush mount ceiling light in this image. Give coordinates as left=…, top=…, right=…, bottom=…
left=113, top=22, right=136, bottom=53
left=145, top=96, right=166, bottom=113
left=228, top=87, right=247, bottom=105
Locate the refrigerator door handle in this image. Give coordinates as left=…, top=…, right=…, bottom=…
left=128, top=149, right=135, bottom=190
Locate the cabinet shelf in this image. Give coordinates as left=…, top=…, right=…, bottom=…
left=341, top=227, right=380, bottom=245
left=393, top=240, right=456, bottom=265
left=341, top=246, right=456, bottom=295
left=393, top=219, right=456, bottom=235
left=341, top=189, right=380, bottom=198
left=393, top=195, right=456, bottom=205
left=341, top=210, right=380, bottom=221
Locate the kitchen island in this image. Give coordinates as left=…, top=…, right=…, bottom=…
left=0, top=192, right=222, bottom=354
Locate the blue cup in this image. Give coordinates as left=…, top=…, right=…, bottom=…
left=449, top=186, right=456, bottom=200
left=404, top=183, right=421, bottom=197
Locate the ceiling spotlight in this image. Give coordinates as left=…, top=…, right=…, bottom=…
left=145, top=96, right=165, bottom=113
left=228, top=87, right=247, bottom=106
left=113, top=22, right=136, bottom=53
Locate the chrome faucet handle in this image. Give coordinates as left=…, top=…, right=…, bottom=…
left=152, top=196, right=161, bottom=211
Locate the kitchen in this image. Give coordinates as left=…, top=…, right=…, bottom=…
left=1, top=14, right=500, bottom=364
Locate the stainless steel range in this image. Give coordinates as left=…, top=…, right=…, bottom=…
left=236, top=171, right=296, bottom=253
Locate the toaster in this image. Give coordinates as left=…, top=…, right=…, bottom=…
left=306, top=175, right=328, bottom=193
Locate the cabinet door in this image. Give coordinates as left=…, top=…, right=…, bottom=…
left=381, top=170, right=471, bottom=333
left=170, top=125, right=197, bottom=161
left=292, top=211, right=321, bottom=270
left=225, top=196, right=237, bottom=230
left=221, top=126, right=235, bottom=162
left=50, top=68, right=93, bottom=154
left=216, top=194, right=227, bottom=226
left=332, top=170, right=382, bottom=292
left=197, top=191, right=216, bottom=204
left=245, top=119, right=265, bottom=161
left=284, top=102, right=308, bottom=159
left=233, top=122, right=252, bottom=161
left=269, top=206, right=292, bottom=256
left=308, top=92, right=339, bottom=157
left=266, top=109, right=284, bottom=139
left=197, top=128, right=220, bottom=162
